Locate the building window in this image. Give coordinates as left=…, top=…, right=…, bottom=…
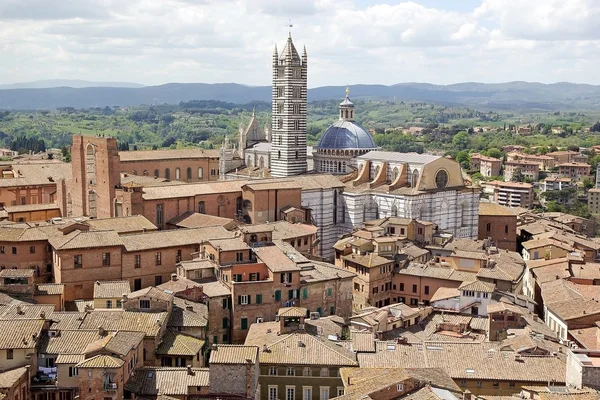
left=486, top=223, right=491, bottom=231
left=397, top=383, right=404, bottom=392
left=156, top=204, right=164, bottom=227
left=400, top=283, right=404, bottom=291
left=424, top=286, right=429, bottom=295
left=320, top=368, right=329, bottom=377
left=6, top=349, right=13, bottom=359
left=74, top=255, right=83, bottom=269
left=303, top=367, right=311, bottom=376
left=286, top=387, right=295, bottom=400
left=236, top=252, right=244, bottom=262
left=165, top=168, right=170, bottom=180
left=240, top=295, right=249, bottom=305
left=476, top=381, right=483, bottom=388
left=140, top=300, right=150, bottom=309
left=286, top=367, right=295, bottom=376
left=303, top=387, right=312, bottom=400
left=198, top=167, right=203, bottom=179
left=134, top=279, right=142, bottom=291
left=269, top=367, right=277, bottom=376
left=493, top=382, right=500, bottom=388
left=269, top=386, right=277, bottom=400
left=256, top=294, right=263, bottom=304
left=460, top=380, right=467, bottom=387
left=320, top=387, right=330, bottom=400
left=134, top=255, right=141, bottom=268
left=29, top=246, right=35, bottom=254
left=337, top=388, right=345, bottom=396
left=241, top=317, right=248, bottom=330
left=198, top=201, right=205, bottom=214
left=106, top=300, right=112, bottom=309
left=0, top=247, right=4, bottom=254
left=154, top=169, right=159, bottom=178
left=102, top=252, right=110, bottom=266
left=155, top=275, right=162, bottom=286
left=68, top=367, right=78, bottom=377
left=11, top=247, right=17, bottom=255
left=509, top=382, right=516, bottom=387
left=210, top=169, right=216, bottom=176
left=505, top=225, right=509, bottom=233
left=186, top=167, right=192, bottom=180
left=176, top=250, right=182, bottom=263
left=412, top=284, right=417, bottom=293
left=275, top=290, right=281, bottom=301
left=155, top=252, right=162, bottom=266
left=326, top=288, right=333, bottom=297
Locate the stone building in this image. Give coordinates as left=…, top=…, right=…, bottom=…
left=478, top=202, right=517, bottom=251
left=470, top=153, right=501, bottom=177
left=269, top=35, right=308, bottom=177
left=341, top=152, right=480, bottom=240
left=313, top=88, right=378, bottom=175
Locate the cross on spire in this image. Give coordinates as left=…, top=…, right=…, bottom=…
left=286, top=19, right=293, bottom=37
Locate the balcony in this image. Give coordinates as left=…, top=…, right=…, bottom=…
left=104, top=382, right=117, bottom=391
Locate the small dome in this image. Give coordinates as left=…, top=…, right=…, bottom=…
left=317, top=120, right=377, bottom=150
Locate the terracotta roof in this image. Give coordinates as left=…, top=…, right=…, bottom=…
left=125, top=367, right=209, bottom=396
left=77, top=354, right=124, bottom=369
left=168, top=297, right=208, bottom=328
left=77, top=310, right=168, bottom=337
left=178, top=259, right=217, bottom=271
left=93, top=281, right=131, bottom=299
left=430, top=288, right=460, bottom=302
left=278, top=307, right=307, bottom=318
left=197, top=279, right=230, bottom=298
left=0, top=367, right=28, bottom=389
left=55, top=354, right=85, bottom=364
left=258, top=332, right=357, bottom=366
left=0, top=163, right=71, bottom=188
left=399, top=263, right=477, bottom=282
left=253, top=245, right=301, bottom=272
left=4, top=203, right=59, bottom=213
left=104, top=331, right=145, bottom=356
left=119, top=148, right=219, bottom=161
left=49, top=230, right=123, bottom=250
left=242, top=221, right=319, bottom=240
left=0, top=319, right=44, bottom=349
left=128, top=287, right=173, bottom=302
left=342, top=253, right=392, bottom=268
left=85, top=215, right=158, bottom=234
left=479, top=202, right=518, bottom=216
left=487, top=302, right=523, bottom=315
left=39, top=330, right=105, bottom=354
left=300, top=260, right=356, bottom=283
left=0, top=269, right=34, bottom=278
left=156, top=330, right=205, bottom=356
left=0, top=303, right=54, bottom=319
left=458, top=280, right=496, bottom=293
left=34, top=283, right=64, bottom=296
left=350, top=331, right=376, bottom=353
left=207, top=237, right=250, bottom=251
left=121, top=226, right=232, bottom=251
left=209, top=344, right=258, bottom=364
left=167, top=212, right=238, bottom=230
left=358, top=341, right=566, bottom=383
left=570, top=325, right=600, bottom=350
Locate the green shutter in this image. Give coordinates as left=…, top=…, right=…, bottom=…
left=222, top=318, right=228, bottom=328
left=288, top=290, right=293, bottom=300
left=241, top=318, right=248, bottom=330
left=237, top=295, right=242, bottom=305
left=317, top=307, right=322, bottom=316
left=327, top=288, right=333, bottom=296
left=256, top=272, right=260, bottom=281
left=248, top=295, right=251, bottom=304
left=275, top=290, right=281, bottom=301
left=302, top=288, right=308, bottom=299
left=222, top=299, right=227, bottom=309
left=213, top=336, right=218, bottom=344
left=256, top=294, right=262, bottom=304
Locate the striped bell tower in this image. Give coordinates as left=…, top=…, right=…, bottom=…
left=270, top=34, right=307, bottom=177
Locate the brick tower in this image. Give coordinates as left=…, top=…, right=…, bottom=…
left=270, top=34, right=307, bottom=177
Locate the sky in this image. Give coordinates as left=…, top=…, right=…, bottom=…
left=0, top=0, right=599, bottom=87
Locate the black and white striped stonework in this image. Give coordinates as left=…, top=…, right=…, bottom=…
left=270, top=36, right=308, bottom=177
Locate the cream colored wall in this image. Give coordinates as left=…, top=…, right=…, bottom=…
left=57, top=363, right=79, bottom=388
left=417, top=157, right=464, bottom=191
left=0, top=348, right=33, bottom=371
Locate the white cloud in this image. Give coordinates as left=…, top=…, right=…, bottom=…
left=0, top=0, right=600, bottom=86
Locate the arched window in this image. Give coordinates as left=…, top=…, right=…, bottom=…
left=333, top=190, right=338, bottom=224
left=175, top=168, right=181, bottom=180
left=132, top=170, right=137, bottom=175
left=278, top=151, right=281, bottom=159
left=412, top=169, right=419, bottom=187
left=165, top=168, right=170, bottom=180
left=295, top=151, right=298, bottom=159
left=295, top=136, right=298, bottom=146
left=198, top=167, right=203, bottom=179
left=154, top=169, right=159, bottom=178
left=186, top=167, right=192, bottom=180
left=143, top=170, right=148, bottom=176
left=338, top=161, right=342, bottom=173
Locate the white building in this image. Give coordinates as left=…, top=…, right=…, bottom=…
left=430, top=280, right=496, bottom=317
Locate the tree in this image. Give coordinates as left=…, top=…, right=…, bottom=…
left=511, top=168, right=525, bottom=182
left=455, top=150, right=470, bottom=169
left=485, top=147, right=503, bottom=160
left=567, top=145, right=580, bottom=152
left=591, top=121, right=600, bottom=132
left=452, top=131, right=471, bottom=151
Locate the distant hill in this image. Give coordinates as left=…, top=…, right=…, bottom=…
left=1, top=81, right=600, bottom=110
left=0, top=79, right=144, bottom=90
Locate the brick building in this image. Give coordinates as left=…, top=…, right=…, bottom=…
left=478, top=202, right=517, bottom=251
left=470, top=153, right=502, bottom=177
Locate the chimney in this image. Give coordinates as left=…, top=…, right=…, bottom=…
left=122, top=294, right=128, bottom=305
left=40, top=311, right=45, bottom=319
left=16, top=306, right=23, bottom=315
left=532, top=315, right=538, bottom=321
left=212, top=343, right=218, bottom=351
left=143, top=228, right=147, bottom=233
left=171, top=273, right=178, bottom=281
left=376, top=330, right=383, bottom=340
left=98, top=326, right=105, bottom=336
left=297, top=341, right=305, bottom=347
left=186, top=305, right=193, bottom=312
left=463, top=389, right=472, bottom=400
left=187, top=365, right=194, bottom=376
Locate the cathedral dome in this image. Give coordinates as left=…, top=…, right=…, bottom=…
left=317, top=120, right=376, bottom=150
